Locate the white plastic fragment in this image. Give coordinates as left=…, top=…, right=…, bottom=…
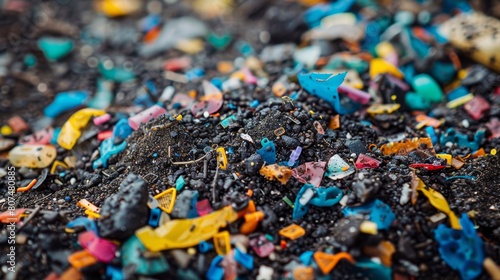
left=400, top=183, right=411, bottom=205
left=257, top=265, right=274, bottom=280
left=298, top=188, right=315, bottom=206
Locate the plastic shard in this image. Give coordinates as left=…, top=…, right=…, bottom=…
left=292, top=161, right=326, bottom=187
left=57, top=108, right=106, bottom=150
left=259, top=164, right=292, bottom=185
left=313, top=252, right=354, bottom=274
left=325, top=154, right=354, bottom=180
left=380, top=137, right=435, bottom=156
left=343, top=199, right=396, bottom=230
left=256, top=138, right=277, bottom=164
left=279, top=224, right=306, bottom=240
left=355, top=154, right=381, bottom=169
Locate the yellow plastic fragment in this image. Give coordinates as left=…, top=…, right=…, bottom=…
left=1, top=125, right=13, bottom=135
left=77, top=199, right=101, bottom=213
left=213, top=231, right=231, bottom=255
left=369, top=58, right=404, bottom=79
left=279, top=223, right=305, bottom=240
left=446, top=93, right=475, bottom=109
left=436, top=154, right=452, bottom=165
left=51, top=160, right=69, bottom=174
left=58, top=109, right=106, bottom=150
left=375, top=41, right=397, bottom=59
left=154, top=188, right=177, bottom=214
left=359, top=220, right=378, bottom=235
left=259, top=164, right=292, bottom=185
left=135, top=206, right=238, bottom=252
left=366, top=103, right=401, bottom=115
left=216, top=147, right=228, bottom=170
left=175, top=39, right=204, bottom=54
left=94, top=0, right=141, bottom=17
left=85, top=209, right=100, bottom=219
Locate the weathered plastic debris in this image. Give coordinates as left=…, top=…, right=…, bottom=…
left=314, top=252, right=354, bottom=274
left=257, top=265, right=274, bottom=280
left=98, top=61, right=135, bottom=82
left=366, top=104, right=400, bottom=115
left=414, top=176, right=460, bottom=230
left=221, top=249, right=237, bottom=280
left=121, top=235, right=169, bottom=275
left=304, top=0, right=356, bottom=27
left=0, top=138, right=15, bottom=152
left=292, top=266, right=314, bottom=280
left=140, top=17, right=208, bottom=57
left=325, top=154, right=354, bottom=180
left=272, top=80, right=288, bottom=97
left=260, top=44, right=295, bottom=63
left=451, top=156, right=465, bottom=170
left=215, top=147, right=228, bottom=170
left=329, top=114, right=340, bottom=130
left=128, top=105, right=166, bottom=130
left=256, top=138, right=277, bottom=165
left=415, top=115, right=443, bottom=129
left=436, top=154, right=452, bottom=165
left=292, top=161, right=326, bottom=187
left=409, top=163, right=446, bottom=171
left=112, top=119, right=133, bottom=144
left=363, top=241, right=395, bottom=266
left=44, top=91, right=88, bottom=118
left=88, top=79, right=113, bottom=109
left=93, top=114, right=111, bottom=126
left=376, top=41, right=398, bottom=66
left=78, top=230, right=117, bottom=263
left=435, top=213, right=485, bottom=280
left=250, top=235, right=274, bottom=258
left=77, top=199, right=101, bottom=214
left=8, top=145, right=56, bottom=168
left=92, top=138, right=127, bottom=169
left=440, top=128, right=485, bottom=151
left=337, top=85, right=371, bottom=105
left=207, top=32, right=232, bottom=51
left=68, top=250, right=97, bottom=269
left=355, top=258, right=392, bottom=279
left=343, top=199, right=395, bottom=230
left=293, top=184, right=343, bottom=220
left=355, top=154, right=380, bottom=169
left=303, top=24, right=363, bottom=42
left=57, top=108, right=106, bottom=150
left=0, top=208, right=25, bottom=223
left=446, top=93, right=475, bottom=109
left=405, top=74, right=444, bottom=110
left=171, top=190, right=198, bottom=219
left=135, top=206, right=238, bottom=251
left=288, top=146, right=302, bottom=167
left=19, top=127, right=53, bottom=145
left=279, top=223, right=305, bottom=240
left=234, top=248, right=253, bottom=270
left=380, top=137, right=435, bottom=156
left=37, top=37, right=74, bottom=61
left=207, top=255, right=224, bottom=280
left=191, top=98, right=223, bottom=117
left=214, top=231, right=231, bottom=256
left=7, top=116, right=28, bottom=133
left=97, top=130, right=112, bottom=141
left=293, top=45, right=321, bottom=68
left=369, top=58, right=404, bottom=79
left=259, top=164, right=292, bottom=185
left=196, top=199, right=212, bottom=217
left=464, top=96, right=491, bottom=120
left=486, top=118, right=500, bottom=139
left=94, top=0, right=141, bottom=17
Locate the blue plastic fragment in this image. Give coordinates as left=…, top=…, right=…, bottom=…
left=141, top=14, right=161, bottom=32
left=298, top=72, right=361, bottom=115
left=172, top=190, right=199, bottom=219
left=309, top=186, right=343, bottom=207
left=447, top=86, right=469, bottom=101
left=234, top=248, right=254, bottom=270
left=355, top=258, right=392, bottom=279
left=343, top=199, right=395, bottom=230
left=293, top=184, right=343, bottom=220
left=220, top=115, right=237, bottom=128
left=113, top=119, right=133, bottom=143
left=293, top=184, right=314, bottom=220
left=148, top=208, right=162, bottom=228
left=186, top=67, right=205, bottom=81
left=434, top=213, right=485, bottom=280
left=425, top=126, right=438, bottom=145
left=250, top=100, right=260, bottom=108
left=106, top=266, right=124, bottom=280
left=199, top=241, right=214, bottom=253
left=211, top=78, right=223, bottom=90
left=175, top=176, right=185, bottom=191
left=439, top=128, right=485, bottom=151
left=134, top=80, right=157, bottom=107
left=37, top=37, right=74, bottom=61
left=304, top=0, right=356, bottom=27
left=206, top=255, right=224, bottom=280
left=92, top=138, right=127, bottom=169
left=430, top=61, right=456, bottom=85
left=122, top=235, right=169, bottom=275
left=257, top=138, right=277, bottom=164
left=445, top=175, right=476, bottom=181
left=236, top=41, right=254, bottom=57
left=299, top=251, right=314, bottom=266
left=66, top=217, right=98, bottom=234
left=288, top=146, right=302, bottom=166
left=44, top=91, right=89, bottom=118
left=88, top=79, right=114, bottom=109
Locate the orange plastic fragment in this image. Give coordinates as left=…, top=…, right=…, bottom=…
left=272, top=81, right=287, bottom=97
left=217, top=61, right=234, bottom=74
left=44, top=272, right=59, bottom=280
left=259, top=164, right=292, bottom=185
left=380, top=138, right=435, bottom=156
left=313, top=252, right=354, bottom=274
left=472, top=148, right=486, bottom=159
left=415, top=115, right=443, bottom=128
left=68, top=250, right=97, bottom=269
left=60, top=266, right=82, bottom=280
left=0, top=208, right=26, bottom=223
left=329, top=115, right=340, bottom=130
left=293, top=266, right=315, bottom=280
left=451, top=156, right=465, bottom=169
left=143, top=26, right=160, bottom=43
left=240, top=211, right=264, bottom=234
left=237, top=200, right=256, bottom=219
left=362, top=240, right=395, bottom=266
left=279, top=224, right=305, bottom=240
left=77, top=199, right=101, bottom=213
left=247, top=189, right=253, bottom=197
left=16, top=179, right=37, bottom=193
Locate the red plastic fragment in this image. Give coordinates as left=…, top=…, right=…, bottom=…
left=464, top=96, right=490, bottom=120
left=196, top=199, right=213, bottom=216
left=355, top=154, right=381, bottom=169
left=409, top=164, right=446, bottom=171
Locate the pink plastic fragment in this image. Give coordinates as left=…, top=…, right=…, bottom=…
left=486, top=118, right=500, bottom=139
left=78, top=231, right=117, bottom=263
left=242, top=68, right=258, bottom=85
left=202, top=80, right=222, bottom=96
left=250, top=235, right=274, bottom=258
left=221, top=250, right=237, bottom=280
left=196, top=199, right=213, bottom=216
left=93, top=114, right=111, bottom=126
left=292, top=161, right=326, bottom=188
left=19, top=127, right=53, bottom=145
left=337, top=85, right=371, bottom=104
left=191, top=99, right=223, bottom=117
left=355, top=154, right=381, bottom=169
left=464, top=96, right=490, bottom=120
left=128, top=105, right=167, bottom=130
left=164, top=56, right=192, bottom=72
left=8, top=116, right=29, bottom=133
left=171, top=93, right=195, bottom=108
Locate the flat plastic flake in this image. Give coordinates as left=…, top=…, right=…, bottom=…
left=92, top=138, right=127, bottom=169
left=342, top=199, right=395, bottom=230
left=78, top=230, right=117, bottom=263
left=440, top=128, right=485, bottom=151
left=313, top=252, right=354, bottom=275
left=44, top=91, right=88, bottom=118
left=234, top=248, right=254, bottom=270
left=355, top=154, right=381, bottom=169
left=380, top=137, right=435, bottom=156
left=196, top=199, right=213, bottom=216
left=121, top=235, right=169, bottom=275
left=464, top=96, right=491, bottom=120
left=325, top=155, right=354, bottom=180
left=220, top=115, right=237, bottom=128
left=288, top=146, right=303, bottom=166
left=366, top=103, right=401, bottom=115
left=206, top=255, right=224, bottom=280
left=216, top=147, right=228, bottom=170
left=259, top=164, right=292, bottom=185
left=66, top=217, right=98, bottom=234
left=292, top=161, right=326, bottom=187
left=279, top=223, right=306, bottom=240
left=298, top=71, right=362, bottom=115
left=57, top=108, right=106, bottom=150
left=309, top=186, right=343, bottom=207
left=435, top=213, right=485, bottom=280
left=250, top=235, right=275, bottom=258
left=256, top=138, right=277, bottom=164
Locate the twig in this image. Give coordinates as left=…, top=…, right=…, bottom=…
left=168, top=145, right=217, bottom=165
left=18, top=206, right=41, bottom=232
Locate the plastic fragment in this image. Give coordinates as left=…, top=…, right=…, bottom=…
left=8, top=145, right=57, bottom=168
left=446, top=93, right=475, bottom=109
left=380, top=137, right=435, bottom=156
left=206, top=255, right=224, bottom=280
left=464, top=96, right=491, bottom=120
left=370, top=58, right=404, bottom=79
left=409, top=163, right=446, bottom=171
left=0, top=208, right=25, bottom=223
left=57, top=108, right=106, bottom=150
left=288, top=146, right=302, bottom=166
left=440, top=128, right=484, bottom=151
left=312, top=121, right=325, bottom=134
left=16, top=179, right=37, bottom=192
left=279, top=223, right=305, bottom=240
left=258, top=164, right=292, bottom=185
left=66, top=217, right=98, bottom=234
left=148, top=208, right=162, bottom=228
left=68, top=250, right=97, bottom=269
left=38, top=37, right=74, bottom=61
left=216, top=147, right=228, bottom=170
left=220, top=116, right=237, bottom=128
left=293, top=266, right=314, bottom=280
left=78, top=230, right=117, bottom=263
left=355, top=258, right=392, bottom=279
left=343, top=199, right=395, bottom=230
left=196, top=199, right=213, bottom=217
left=355, top=154, right=381, bottom=169
left=250, top=235, right=274, bottom=258
left=92, top=138, right=127, bottom=169
left=292, top=161, right=326, bottom=187
left=274, top=127, right=285, bottom=137
left=325, top=154, right=354, bottom=180
left=7, top=116, right=28, bottom=133
left=128, top=105, right=167, bottom=131
left=234, top=248, right=254, bottom=270
left=154, top=188, right=177, bottom=214
left=313, top=251, right=354, bottom=274
left=256, top=138, right=277, bottom=164
left=214, top=231, right=231, bottom=256
left=329, top=114, right=340, bottom=130
left=337, top=85, right=371, bottom=105
left=88, top=79, right=114, bottom=109
left=121, top=235, right=169, bottom=275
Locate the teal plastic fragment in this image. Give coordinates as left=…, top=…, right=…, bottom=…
left=309, top=186, right=343, bottom=207
left=121, top=235, right=169, bottom=275
left=411, top=74, right=444, bottom=103
left=343, top=199, right=395, bottom=230
left=37, top=37, right=74, bottom=61
left=220, top=115, right=237, bottom=128
left=24, top=54, right=37, bottom=67
left=355, top=258, right=392, bottom=280
left=234, top=248, right=254, bottom=270
left=293, top=184, right=314, bottom=220
left=405, top=92, right=431, bottom=110
left=207, top=32, right=232, bottom=50
left=299, top=251, right=314, bottom=266
left=175, top=176, right=185, bottom=191
left=177, top=269, right=200, bottom=280
left=106, top=266, right=124, bottom=280
left=44, top=90, right=89, bottom=118
left=257, top=138, right=277, bottom=164
left=430, top=61, right=456, bottom=85
left=304, top=0, right=356, bottom=27
left=88, top=79, right=114, bottom=109
left=99, top=62, right=136, bottom=82
left=92, top=138, right=127, bottom=169
left=439, top=128, right=485, bottom=151
left=293, top=184, right=343, bottom=220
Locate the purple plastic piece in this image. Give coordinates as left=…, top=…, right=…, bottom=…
left=128, top=105, right=167, bottom=130
left=93, top=113, right=111, bottom=126
left=288, top=146, right=302, bottom=166
left=249, top=235, right=274, bottom=258
left=78, top=231, right=117, bottom=263
left=242, top=68, right=258, bottom=84
left=386, top=74, right=410, bottom=91
left=292, top=161, right=326, bottom=187
left=337, top=85, right=371, bottom=104
left=355, top=154, right=381, bottom=169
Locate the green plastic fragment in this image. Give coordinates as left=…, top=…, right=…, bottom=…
left=412, top=74, right=443, bottom=103
left=37, top=37, right=74, bottom=61
left=98, top=62, right=136, bottom=82
left=207, top=32, right=232, bottom=50
left=282, top=196, right=295, bottom=208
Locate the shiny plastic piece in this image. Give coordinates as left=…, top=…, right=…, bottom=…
left=446, top=93, right=475, bottom=109
left=304, top=0, right=356, bottom=27
left=66, top=217, right=98, bottom=234
left=288, top=146, right=302, bottom=166
left=380, top=137, right=435, bottom=156
left=68, top=250, right=97, bottom=269
left=214, top=231, right=231, bottom=256
left=486, top=118, right=500, bottom=139
left=234, top=248, right=254, bottom=270
left=58, top=108, right=106, bottom=150
left=294, top=184, right=343, bottom=220
left=199, top=241, right=214, bottom=253
left=96, top=0, right=141, bottom=17
left=208, top=32, right=232, bottom=50
left=310, top=186, right=343, bottom=207
left=293, top=266, right=314, bottom=280
left=112, top=119, right=133, bottom=142
left=240, top=211, right=264, bottom=234
left=464, top=96, right=491, bottom=120
left=279, top=223, right=305, bottom=240
left=148, top=208, right=162, bottom=228
left=77, top=199, right=101, bottom=213
left=366, top=104, right=400, bottom=115
left=343, top=199, right=395, bottom=230
left=8, top=145, right=57, bottom=168
left=259, top=164, right=292, bottom=185
left=337, top=85, right=371, bottom=105
left=292, top=161, right=326, bottom=187
left=250, top=235, right=274, bottom=258
left=435, top=213, right=485, bottom=280
left=436, top=154, right=452, bottom=165
left=216, top=147, right=228, bottom=170
left=8, top=117, right=29, bottom=133
left=191, top=98, right=223, bottom=117
left=440, top=128, right=485, bottom=151
left=128, top=105, right=167, bottom=131
left=106, top=266, right=124, bottom=280
left=44, top=91, right=88, bottom=118
left=355, top=154, right=380, bottom=169
left=121, top=235, right=169, bottom=275
left=92, top=138, right=127, bottom=169
left=298, top=71, right=362, bottom=115
left=154, top=188, right=177, bottom=214
left=257, top=138, right=277, bottom=164
left=415, top=115, right=443, bottom=129
left=406, top=74, right=444, bottom=110
left=78, top=230, right=117, bottom=263
left=369, top=58, right=404, bottom=79
left=206, top=255, right=224, bottom=280
left=135, top=206, right=238, bottom=251
left=195, top=199, right=213, bottom=217
left=325, top=154, right=354, bottom=180
left=220, top=115, right=237, bottom=128
left=409, top=163, right=446, bottom=171
left=38, top=37, right=74, bottom=61
left=313, top=252, right=354, bottom=274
